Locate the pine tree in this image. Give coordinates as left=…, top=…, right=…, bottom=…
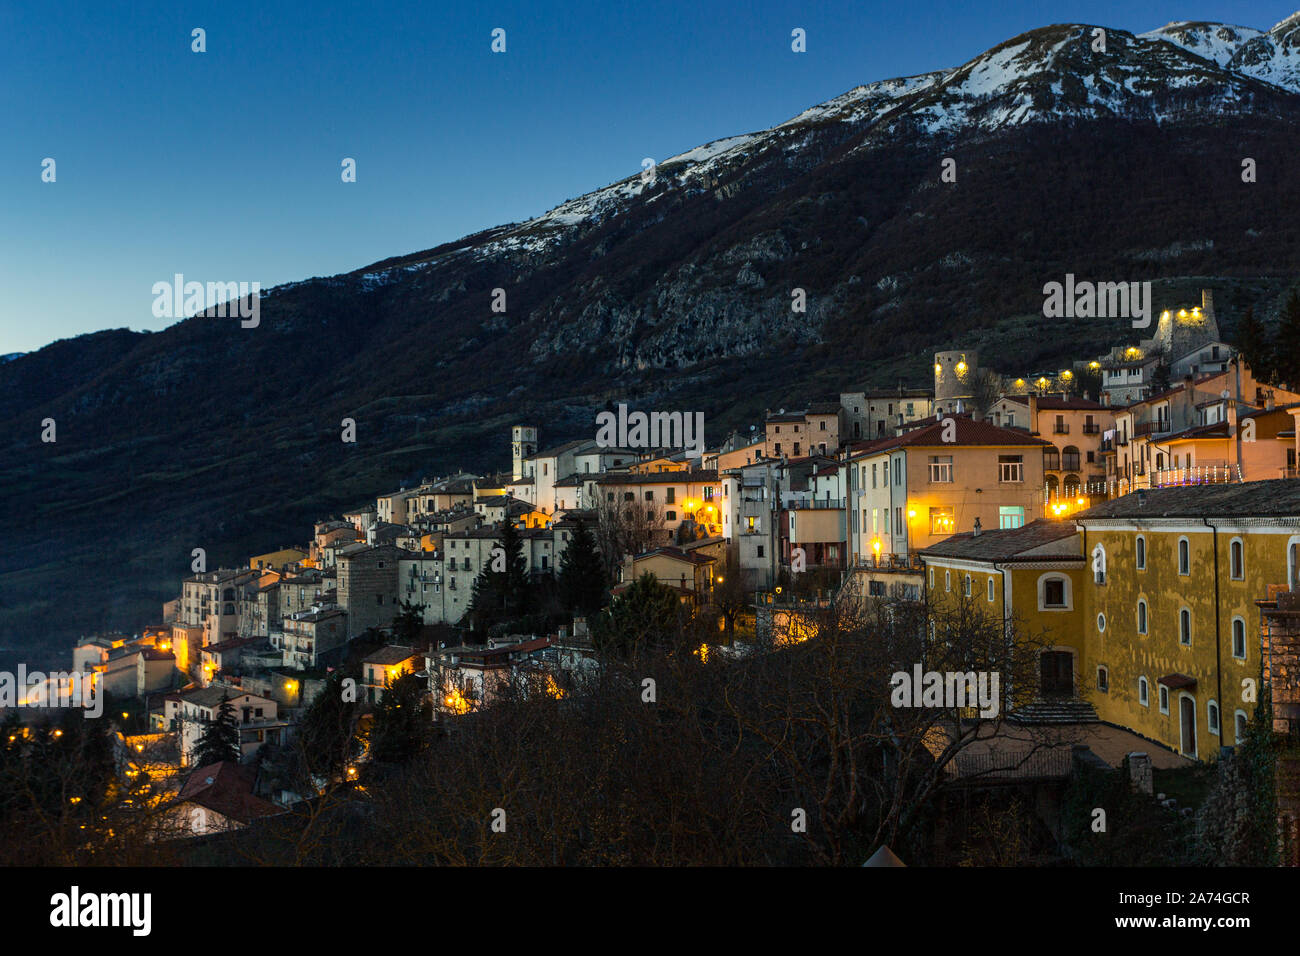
left=591, top=572, right=685, bottom=658
left=1273, top=291, right=1300, bottom=388
left=1233, top=306, right=1273, bottom=383
left=467, top=520, right=533, bottom=633
left=194, top=695, right=241, bottom=766
left=558, top=519, right=607, bottom=615
left=368, top=671, right=432, bottom=764
left=392, top=599, right=425, bottom=644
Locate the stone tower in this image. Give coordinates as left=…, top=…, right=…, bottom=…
left=934, top=350, right=978, bottom=415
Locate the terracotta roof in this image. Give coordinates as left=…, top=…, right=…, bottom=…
left=594, top=469, right=718, bottom=484
left=363, top=645, right=419, bottom=666
left=1002, top=396, right=1105, bottom=410
left=177, top=762, right=281, bottom=824
left=1076, top=479, right=1300, bottom=520
left=848, top=417, right=1052, bottom=460
left=919, top=519, right=1080, bottom=562
left=632, top=546, right=716, bottom=565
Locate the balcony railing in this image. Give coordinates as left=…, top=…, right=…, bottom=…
left=1052, top=424, right=1070, bottom=434
left=1082, top=423, right=1100, bottom=434
left=1134, top=420, right=1169, bottom=437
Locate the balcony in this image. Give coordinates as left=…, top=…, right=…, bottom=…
left=1133, top=420, right=1169, bottom=438
left=1082, top=423, right=1100, bottom=435
left=1150, top=462, right=1240, bottom=488
left=1052, top=424, right=1070, bottom=434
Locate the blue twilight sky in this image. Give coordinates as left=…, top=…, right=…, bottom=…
left=0, top=0, right=1292, bottom=353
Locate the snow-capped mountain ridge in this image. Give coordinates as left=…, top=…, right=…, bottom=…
left=356, top=12, right=1298, bottom=277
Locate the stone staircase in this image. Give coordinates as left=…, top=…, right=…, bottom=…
left=1009, top=698, right=1100, bottom=725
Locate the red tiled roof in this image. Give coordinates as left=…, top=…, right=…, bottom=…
left=177, top=761, right=281, bottom=824
left=847, top=417, right=1051, bottom=460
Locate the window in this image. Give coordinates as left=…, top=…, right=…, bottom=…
left=624, top=492, right=634, bottom=502
left=1235, top=711, right=1248, bottom=743
left=944, top=570, right=951, bottom=592
left=1178, top=537, right=1190, bottom=575
left=963, top=574, right=971, bottom=596
left=893, top=458, right=902, bottom=484
left=666, top=488, right=676, bottom=503
left=1139, top=677, right=1149, bottom=706
left=998, top=506, right=1024, bottom=530
left=1094, top=544, right=1106, bottom=584
left=928, top=455, right=953, bottom=483
left=1208, top=701, right=1220, bottom=735
left=1136, top=535, right=1146, bottom=570
left=756, top=546, right=764, bottom=558
left=1232, top=617, right=1246, bottom=659
left=1179, top=608, right=1191, bottom=645
left=930, top=507, right=955, bottom=535
left=929, top=567, right=935, bottom=588
left=1097, top=613, right=1106, bottom=632
left=987, top=578, right=995, bottom=602
left=1043, top=577, right=1066, bottom=608
left=1137, top=599, right=1148, bottom=634
left=644, top=490, right=654, bottom=502
left=998, top=455, right=1024, bottom=483
left=1230, top=538, right=1244, bottom=580
left=1097, top=666, right=1108, bottom=692
left=1159, top=685, right=1169, bottom=714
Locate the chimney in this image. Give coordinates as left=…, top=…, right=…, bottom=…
left=973, top=517, right=982, bottom=537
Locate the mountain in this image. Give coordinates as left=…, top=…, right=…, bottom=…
left=4, top=14, right=1300, bottom=663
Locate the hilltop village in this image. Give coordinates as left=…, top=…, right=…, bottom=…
left=47, top=290, right=1300, bottom=846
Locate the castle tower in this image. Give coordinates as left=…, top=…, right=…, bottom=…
left=511, top=425, right=537, bottom=480
left=934, top=350, right=978, bottom=415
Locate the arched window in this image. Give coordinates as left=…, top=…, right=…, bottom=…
left=1135, top=535, right=1146, bottom=570
left=945, top=570, right=951, bottom=592
left=1230, top=538, right=1244, bottom=580
left=1139, top=677, right=1149, bottom=706
left=987, top=578, right=995, bottom=602
left=1235, top=710, right=1248, bottom=743
left=1180, top=608, right=1192, bottom=645
left=1232, top=617, right=1247, bottom=659
left=963, top=574, right=971, bottom=597
left=1097, top=666, right=1109, bottom=692
left=1208, top=700, right=1220, bottom=735
left=1159, top=685, right=1169, bottom=714
left=1178, top=537, right=1190, bottom=575
left=1137, top=599, right=1148, bottom=634
left=929, top=567, right=934, bottom=588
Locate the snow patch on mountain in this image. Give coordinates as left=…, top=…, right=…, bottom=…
left=1139, top=21, right=1262, bottom=67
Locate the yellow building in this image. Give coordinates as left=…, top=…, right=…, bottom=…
left=922, top=479, right=1300, bottom=761
left=248, top=547, right=307, bottom=572
left=1073, top=481, right=1300, bottom=760
left=921, top=520, right=1089, bottom=709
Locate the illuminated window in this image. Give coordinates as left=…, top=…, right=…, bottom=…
left=930, top=507, right=955, bottom=536
left=999, top=506, right=1024, bottom=530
